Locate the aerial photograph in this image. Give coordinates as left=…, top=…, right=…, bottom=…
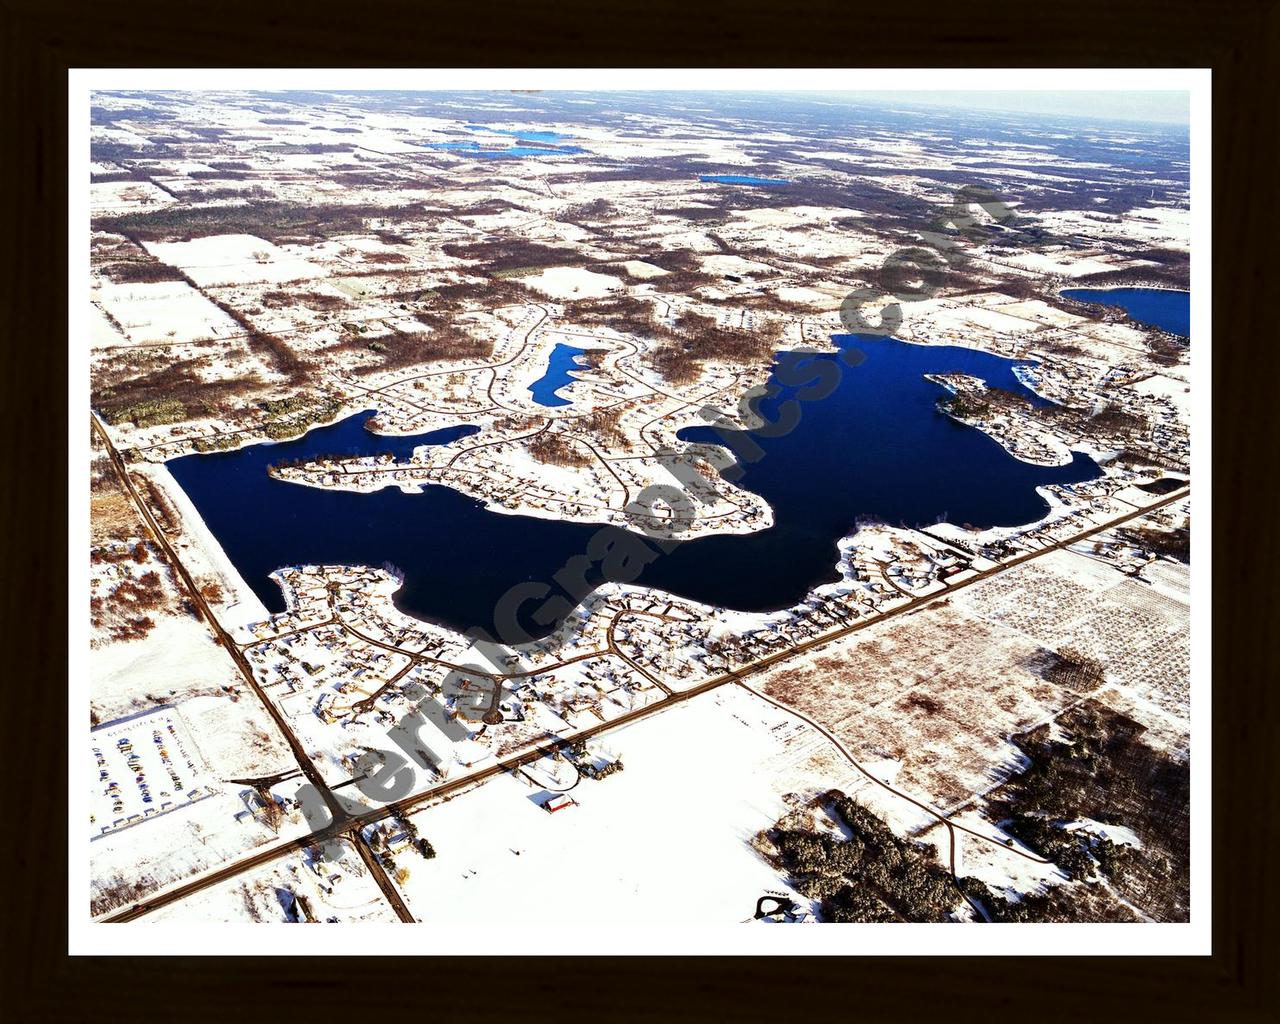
left=82, top=83, right=1196, bottom=935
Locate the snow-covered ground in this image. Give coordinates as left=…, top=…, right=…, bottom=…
left=1130, top=373, right=1192, bottom=417
left=615, top=259, right=669, bottom=279
left=90, top=179, right=177, bottom=215
left=392, top=686, right=870, bottom=923
left=93, top=280, right=241, bottom=345
left=90, top=612, right=240, bottom=723
left=520, top=265, right=623, bottom=299
left=143, top=234, right=326, bottom=287
left=142, top=463, right=271, bottom=634
left=143, top=840, right=399, bottom=924
left=84, top=89, right=1195, bottom=930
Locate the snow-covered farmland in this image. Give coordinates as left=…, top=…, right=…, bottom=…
left=93, top=280, right=241, bottom=346
left=392, top=686, right=874, bottom=923
left=520, top=266, right=623, bottom=299
left=143, top=234, right=326, bottom=287
left=91, top=179, right=177, bottom=215
left=756, top=601, right=1071, bottom=812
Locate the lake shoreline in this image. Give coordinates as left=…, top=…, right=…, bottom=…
left=165, top=335, right=1102, bottom=637
left=1058, top=285, right=1190, bottom=338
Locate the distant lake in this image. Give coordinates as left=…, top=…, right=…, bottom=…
left=700, top=174, right=790, bottom=186
left=426, top=139, right=585, bottom=159
left=529, top=342, right=587, bottom=408
left=465, top=125, right=571, bottom=143
left=168, top=337, right=1098, bottom=643
left=1061, top=287, right=1190, bottom=338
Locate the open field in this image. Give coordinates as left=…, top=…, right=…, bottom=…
left=756, top=602, right=1073, bottom=812
left=390, top=687, right=863, bottom=924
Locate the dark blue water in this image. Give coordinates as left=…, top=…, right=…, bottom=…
left=286, top=414, right=479, bottom=460
left=167, top=338, right=1098, bottom=642
left=700, top=174, right=790, bottom=186
left=528, top=342, right=586, bottom=408
left=1061, top=287, right=1189, bottom=338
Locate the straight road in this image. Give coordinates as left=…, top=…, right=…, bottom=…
left=92, top=416, right=411, bottom=922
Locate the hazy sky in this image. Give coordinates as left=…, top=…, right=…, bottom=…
left=837, top=91, right=1190, bottom=126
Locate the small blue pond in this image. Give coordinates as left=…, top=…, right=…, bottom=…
left=529, top=343, right=588, bottom=408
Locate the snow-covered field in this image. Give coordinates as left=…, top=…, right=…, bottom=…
left=93, top=280, right=241, bottom=345
left=953, top=548, right=1190, bottom=725
left=90, top=612, right=240, bottom=723
left=392, top=686, right=870, bottom=923
left=520, top=265, right=623, bottom=299
left=1130, top=372, right=1192, bottom=417
left=143, top=234, right=326, bottom=287
left=615, top=259, right=669, bottom=279
left=90, top=179, right=177, bottom=215
left=755, top=600, right=1070, bottom=813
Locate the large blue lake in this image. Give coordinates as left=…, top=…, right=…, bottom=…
left=1061, top=287, right=1190, bottom=338
left=167, top=336, right=1098, bottom=643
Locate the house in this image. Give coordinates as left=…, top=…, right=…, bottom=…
left=543, top=793, right=576, bottom=814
